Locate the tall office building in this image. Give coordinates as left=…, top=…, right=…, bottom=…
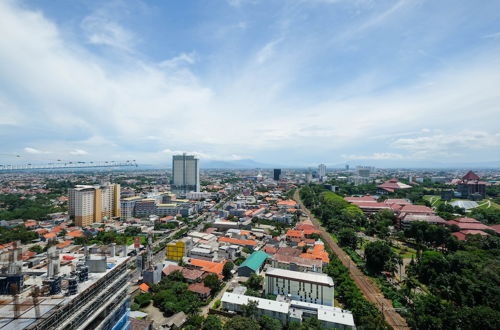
left=69, top=183, right=120, bottom=227
left=172, top=154, right=200, bottom=195
left=318, top=164, right=327, bottom=177
left=273, top=168, right=282, bottom=181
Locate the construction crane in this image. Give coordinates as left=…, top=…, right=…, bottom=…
left=0, top=160, right=138, bottom=172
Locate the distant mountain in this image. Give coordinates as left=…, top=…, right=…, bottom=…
left=329, top=160, right=500, bottom=169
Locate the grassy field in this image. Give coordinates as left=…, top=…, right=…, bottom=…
left=391, top=245, right=416, bottom=259
left=423, top=195, right=442, bottom=207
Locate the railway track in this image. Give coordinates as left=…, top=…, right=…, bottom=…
left=294, top=190, right=410, bottom=330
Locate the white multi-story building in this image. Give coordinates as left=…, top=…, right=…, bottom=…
left=221, top=293, right=355, bottom=329
left=69, top=183, right=120, bottom=227
left=172, top=154, right=200, bottom=195
left=264, top=268, right=334, bottom=306
left=318, top=164, right=327, bottom=178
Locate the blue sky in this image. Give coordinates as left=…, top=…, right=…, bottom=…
left=1, top=0, right=500, bottom=167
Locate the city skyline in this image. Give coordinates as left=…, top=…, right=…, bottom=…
left=1, top=0, right=500, bottom=167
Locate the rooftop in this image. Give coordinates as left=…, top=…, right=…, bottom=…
left=265, top=267, right=334, bottom=286
left=239, top=251, right=269, bottom=272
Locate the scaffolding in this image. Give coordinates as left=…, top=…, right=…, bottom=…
left=24, top=257, right=131, bottom=330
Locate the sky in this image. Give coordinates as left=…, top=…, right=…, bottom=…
left=1, top=0, right=500, bottom=168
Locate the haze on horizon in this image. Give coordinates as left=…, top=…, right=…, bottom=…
left=1, top=0, right=500, bottom=167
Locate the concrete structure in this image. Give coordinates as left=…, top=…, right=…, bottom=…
left=69, top=183, right=120, bottom=227
left=264, top=268, right=334, bottom=306
left=172, top=154, right=200, bottom=195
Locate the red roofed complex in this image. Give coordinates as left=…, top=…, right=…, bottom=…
left=277, top=200, right=298, bottom=208
left=344, top=196, right=377, bottom=203
left=377, top=178, right=411, bottom=194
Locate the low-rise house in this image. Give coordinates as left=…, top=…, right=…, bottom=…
left=188, top=283, right=211, bottom=299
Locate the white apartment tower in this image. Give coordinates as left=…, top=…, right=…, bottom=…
left=69, top=183, right=120, bottom=227
left=318, top=164, right=327, bottom=178
left=172, top=154, right=200, bottom=195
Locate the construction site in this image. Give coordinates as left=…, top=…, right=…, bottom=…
left=0, top=242, right=132, bottom=330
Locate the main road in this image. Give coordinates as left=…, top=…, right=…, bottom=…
left=293, top=190, right=409, bottom=330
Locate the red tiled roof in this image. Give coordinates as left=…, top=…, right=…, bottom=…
left=67, top=230, right=84, bottom=238
left=263, top=245, right=277, bottom=254
left=277, top=200, right=297, bottom=207
left=43, top=233, right=57, bottom=239
left=489, top=224, right=500, bottom=234
left=399, top=205, right=434, bottom=214
left=384, top=199, right=412, bottom=206
left=378, top=178, right=411, bottom=190
left=351, top=202, right=392, bottom=209
left=286, top=229, right=304, bottom=238
left=219, top=237, right=257, bottom=246
left=189, top=258, right=225, bottom=275
left=188, top=283, right=211, bottom=296
left=462, top=171, right=480, bottom=181
left=139, top=283, right=150, bottom=292
left=452, top=232, right=466, bottom=241
left=461, top=230, right=489, bottom=236
left=162, top=265, right=183, bottom=276
left=454, top=217, right=480, bottom=223
left=344, top=196, right=377, bottom=203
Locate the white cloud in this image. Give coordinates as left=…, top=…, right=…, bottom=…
left=81, top=12, right=135, bottom=51
left=342, top=153, right=405, bottom=160
left=24, top=147, right=49, bottom=154
left=392, top=131, right=500, bottom=158
left=159, top=52, right=196, bottom=68
left=256, top=39, right=282, bottom=64
left=69, top=149, right=89, bottom=156
left=161, top=149, right=246, bottom=161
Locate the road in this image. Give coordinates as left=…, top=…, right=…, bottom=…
left=293, top=190, right=409, bottom=330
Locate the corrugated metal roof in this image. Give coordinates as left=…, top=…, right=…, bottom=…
left=238, top=251, right=269, bottom=272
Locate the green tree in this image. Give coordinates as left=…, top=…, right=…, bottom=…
left=258, top=315, right=282, bottom=330
left=203, top=315, right=223, bottom=330
left=241, top=300, right=259, bottom=319
left=245, top=273, right=263, bottom=291
left=134, top=292, right=151, bottom=307
left=338, top=228, right=358, bottom=250
left=224, top=316, right=260, bottom=330
left=223, top=261, right=234, bottom=279
left=29, top=245, right=43, bottom=254
left=364, top=241, right=398, bottom=274
left=203, top=274, right=220, bottom=294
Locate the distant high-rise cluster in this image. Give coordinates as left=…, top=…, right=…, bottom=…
left=69, top=183, right=120, bottom=227
left=172, top=154, right=200, bottom=195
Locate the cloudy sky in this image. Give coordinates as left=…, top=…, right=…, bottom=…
left=1, top=0, right=500, bottom=167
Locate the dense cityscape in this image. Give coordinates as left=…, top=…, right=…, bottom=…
left=0, top=158, right=499, bottom=329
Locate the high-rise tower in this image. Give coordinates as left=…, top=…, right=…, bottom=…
left=172, top=154, right=200, bottom=195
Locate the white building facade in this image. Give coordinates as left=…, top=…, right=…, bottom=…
left=264, top=268, right=334, bottom=306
